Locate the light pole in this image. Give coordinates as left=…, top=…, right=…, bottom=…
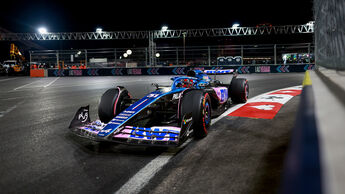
left=156, top=53, right=160, bottom=65
left=182, top=32, right=186, bottom=65
left=126, top=49, right=132, bottom=61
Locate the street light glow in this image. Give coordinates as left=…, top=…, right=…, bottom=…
left=232, top=23, right=240, bottom=28
left=126, top=49, right=132, bottom=55
left=161, top=26, right=168, bottom=31
left=156, top=53, right=160, bottom=58
left=38, top=27, right=48, bottom=34
left=123, top=53, right=128, bottom=58
left=96, top=28, right=103, bottom=33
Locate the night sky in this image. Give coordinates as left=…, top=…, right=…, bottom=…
left=0, top=0, right=313, bottom=32
left=0, top=0, right=314, bottom=60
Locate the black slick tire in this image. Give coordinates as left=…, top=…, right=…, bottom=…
left=180, top=90, right=212, bottom=138
left=229, top=78, right=249, bottom=103
left=98, top=87, right=129, bottom=123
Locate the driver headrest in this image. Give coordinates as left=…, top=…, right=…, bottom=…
left=186, top=70, right=196, bottom=77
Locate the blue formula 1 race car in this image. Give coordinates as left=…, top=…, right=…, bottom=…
left=69, top=69, right=249, bottom=146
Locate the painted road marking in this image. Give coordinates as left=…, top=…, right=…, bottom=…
left=228, top=86, right=302, bottom=119
left=0, top=78, right=18, bottom=82
left=44, top=77, right=60, bottom=88
left=114, top=114, right=228, bottom=194
left=269, top=89, right=302, bottom=96
left=0, top=96, right=25, bottom=101
left=0, top=101, right=24, bottom=118
left=251, top=104, right=275, bottom=110
left=114, top=85, right=302, bottom=194
left=115, top=139, right=192, bottom=194
left=13, top=80, right=41, bottom=91
left=230, top=102, right=284, bottom=119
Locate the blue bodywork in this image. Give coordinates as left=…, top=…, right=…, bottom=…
left=98, top=87, right=186, bottom=137
left=70, top=69, right=235, bottom=145
left=98, top=70, right=217, bottom=138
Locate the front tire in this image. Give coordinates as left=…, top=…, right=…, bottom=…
left=98, top=87, right=130, bottom=123
left=180, top=90, right=211, bottom=138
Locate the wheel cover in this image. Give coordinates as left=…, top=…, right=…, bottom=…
left=204, top=101, right=211, bottom=125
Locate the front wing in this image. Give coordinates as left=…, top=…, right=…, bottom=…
left=71, top=121, right=184, bottom=146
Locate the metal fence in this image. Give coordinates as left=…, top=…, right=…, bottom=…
left=314, top=0, right=345, bottom=70
left=30, top=43, right=314, bottom=69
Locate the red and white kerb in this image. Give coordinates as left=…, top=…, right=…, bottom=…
left=228, top=86, right=302, bottom=119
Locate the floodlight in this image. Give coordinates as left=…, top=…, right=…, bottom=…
left=232, top=23, right=240, bottom=28
left=96, top=28, right=103, bottom=33
left=38, top=27, right=48, bottom=34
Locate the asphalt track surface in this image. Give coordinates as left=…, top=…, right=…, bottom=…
left=0, top=73, right=304, bottom=194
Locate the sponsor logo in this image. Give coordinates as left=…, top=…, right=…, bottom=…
left=78, top=111, right=88, bottom=122
left=115, top=116, right=128, bottom=119
left=113, top=119, right=125, bottom=122
left=129, top=127, right=179, bottom=141
left=255, top=66, right=271, bottom=73
left=172, top=93, right=181, bottom=100
left=186, top=126, right=193, bottom=137
left=183, top=117, right=192, bottom=125
left=100, top=128, right=113, bottom=133
left=119, top=113, right=132, bottom=117
left=127, top=68, right=142, bottom=75
left=69, top=70, right=83, bottom=76
left=214, top=87, right=228, bottom=103
left=147, top=93, right=160, bottom=98
left=125, top=126, right=180, bottom=141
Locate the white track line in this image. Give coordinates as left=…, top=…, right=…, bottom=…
left=13, top=80, right=40, bottom=91
left=0, top=78, right=18, bottom=82
left=0, top=97, right=25, bottom=101
left=44, top=77, right=60, bottom=88
left=114, top=85, right=302, bottom=194
left=115, top=139, right=192, bottom=194
left=0, top=101, right=24, bottom=118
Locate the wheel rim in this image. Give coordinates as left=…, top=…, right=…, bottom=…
left=245, top=82, right=249, bottom=100
left=204, top=101, right=211, bottom=125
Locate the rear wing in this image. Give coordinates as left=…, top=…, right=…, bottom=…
left=203, top=69, right=234, bottom=74
left=204, top=69, right=238, bottom=80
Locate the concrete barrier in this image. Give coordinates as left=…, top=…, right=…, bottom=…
left=30, top=69, right=47, bottom=77
left=47, top=64, right=314, bottom=77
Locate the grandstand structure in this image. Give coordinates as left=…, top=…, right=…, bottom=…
left=0, top=24, right=313, bottom=41
left=0, top=24, right=314, bottom=67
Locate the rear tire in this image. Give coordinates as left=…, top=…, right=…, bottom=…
left=229, top=78, right=249, bottom=103
left=98, top=87, right=130, bottom=123
left=180, top=90, right=211, bottom=138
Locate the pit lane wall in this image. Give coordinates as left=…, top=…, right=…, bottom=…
left=46, top=64, right=314, bottom=77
